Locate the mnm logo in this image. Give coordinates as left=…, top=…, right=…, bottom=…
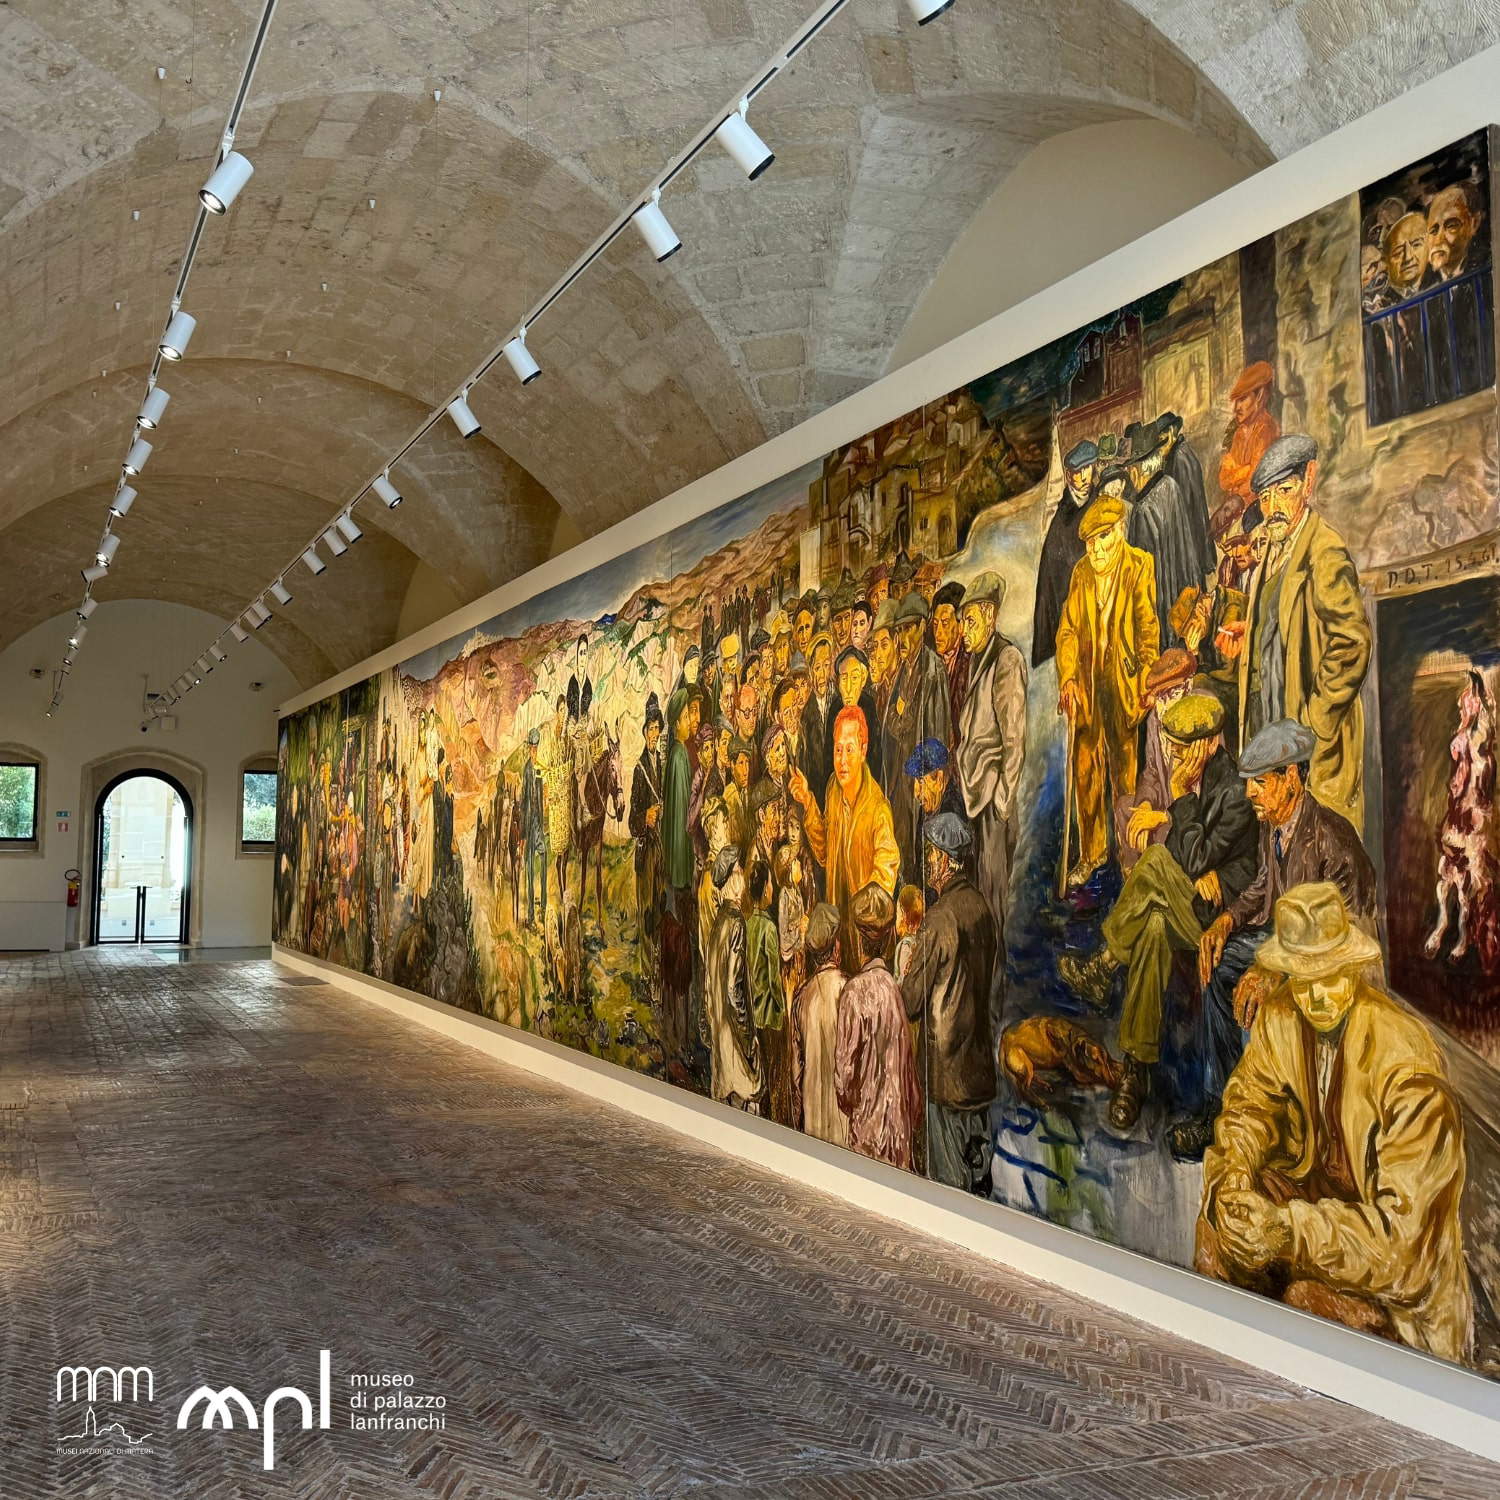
left=56, top=1366, right=154, bottom=1403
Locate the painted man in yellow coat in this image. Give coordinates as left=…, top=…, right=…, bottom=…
left=1196, top=882, right=1472, bottom=1364
left=1055, top=497, right=1161, bottom=887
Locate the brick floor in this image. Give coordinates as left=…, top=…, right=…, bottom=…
left=0, top=946, right=1494, bottom=1498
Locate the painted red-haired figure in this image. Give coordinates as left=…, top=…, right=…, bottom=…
left=791, top=704, right=899, bottom=964
left=1426, top=669, right=1500, bottom=971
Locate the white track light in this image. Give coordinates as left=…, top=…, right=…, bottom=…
left=502, top=333, right=541, bottom=384
left=447, top=393, right=481, bottom=439
left=78, top=597, right=98, bottom=619
left=68, top=624, right=87, bottom=648
left=195, top=656, right=210, bottom=676
left=82, top=564, right=108, bottom=583
left=230, top=622, right=249, bottom=643
left=209, top=643, right=227, bottom=663
left=301, top=548, right=326, bottom=576
left=159, top=309, right=196, bottom=361
left=248, top=599, right=271, bottom=627
left=321, top=527, right=347, bottom=557
left=137, top=386, right=171, bottom=429
left=631, top=192, right=681, bottom=262
left=199, top=151, right=254, bottom=214
left=123, top=436, right=152, bottom=476
left=906, top=0, right=956, bottom=21
left=269, top=579, right=293, bottom=606
left=110, top=484, right=137, bottom=519
left=715, top=105, right=774, bottom=180
left=372, top=473, right=402, bottom=508
left=334, top=512, right=362, bottom=545
left=96, top=533, right=120, bottom=566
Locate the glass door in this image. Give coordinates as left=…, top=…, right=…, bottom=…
left=94, top=775, right=190, bottom=944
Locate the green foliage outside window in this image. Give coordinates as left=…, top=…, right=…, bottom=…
left=0, top=763, right=37, bottom=841
left=242, top=771, right=277, bottom=845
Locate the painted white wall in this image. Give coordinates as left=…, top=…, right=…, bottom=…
left=889, top=118, right=1255, bottom=371
left=276, top=47, right=1500, bottom=1457
left=0, top=599, right=295, bottom=950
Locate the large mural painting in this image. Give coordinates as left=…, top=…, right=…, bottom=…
left=278, top=131, right=1500, bottom=1378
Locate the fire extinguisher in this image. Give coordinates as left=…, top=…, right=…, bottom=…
left=65, top=868, right=81, bottom=908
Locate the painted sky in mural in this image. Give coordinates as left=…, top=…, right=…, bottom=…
left=279, top=129, right=1500, bottom=1380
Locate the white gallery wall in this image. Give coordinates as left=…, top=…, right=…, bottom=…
left=275, top=45, right=1500, bottom=1462
left=0, top=599, right=294, bottom=950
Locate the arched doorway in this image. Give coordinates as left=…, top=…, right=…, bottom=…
left=92, top=771, right=193, bottom=945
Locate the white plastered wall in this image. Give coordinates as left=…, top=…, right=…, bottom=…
left=277, top=49, right=1500, bottom=1461
left=0, top=600, right=295, bottom=949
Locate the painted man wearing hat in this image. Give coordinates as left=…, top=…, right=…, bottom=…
left=884, top=590, right=953, bottom=885
left=1215, top=360, right=1280, bottom=535
left=1111, top=646, right=1197, bottom=874
left=1126, top=412, right=1217, bottom=649
left=800, top=633, right=837, bottom=797
left=1032, top=438, right=1098, bottom=668
left=929, top=580, right=970, bottom=738
left=904, top=737, right=965, bottom=891
left=956, top=570, right=1028, bottom=936
left=627, top=693, right=667, bottom=980
left=1170, top=718, right=1376, bottom=1160
left=1196, top=882, right=1471, bottom=1363
left=899, top=812, right=999, bottom=1193
left=1055, top=496, right=1161, bottom=888
left=1061, top=693, right=1257, bottom=1132
left=520, top=724, right=547, bottom=927
left=1230, top=433, right=1372, bottom=832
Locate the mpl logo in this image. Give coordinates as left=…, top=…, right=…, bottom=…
left=176, top=1349, right=331, bottom=1471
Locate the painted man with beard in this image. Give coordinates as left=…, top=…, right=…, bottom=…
left=1228, top=435, right=1371, bottom=831
left=1032, top=440, right=1097, bottom=668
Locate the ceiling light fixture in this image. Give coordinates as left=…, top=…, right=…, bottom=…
left=110, top=485, right=137, bottom=519
left=631, top=191, right=681, bottom=262
left=200, top=152, right=255, bottom=214
left=321, top=527, right=347, bottom=557
left=372, top=473, right=402, bottom=508
left=446, top=393, right=481, bottom=439
left=122, top=437, right=152, bottom=476
left=269, top=580, right=293, bottom=606
left=501, top=332, right=541, bottom=384
left=715, top=102, right=774, bottom=179
left=334, top=513, right=362, bottom=545
left=159, top=309, right=196, bottom=361
left=137, top=385, right=171, bottom=429
left=301, top=549, right=326, bottom=576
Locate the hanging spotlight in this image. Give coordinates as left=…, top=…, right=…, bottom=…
left=905, top=0, right=956, bottom=22
left=209, top=643, right=227, bottom=663
left=159, top=310, right=197, bottom=361
left=334, top=512, right=362, bottom=545
left=110, top=485, right=137, bottom=519
left=199, top=151, right=254, bottom=214
left=122, top=436, right=153, bottom=476
left=68, top=624, right=87, bottom=649
left=446, top=392, right=481, bottom=439
left=137, top=386, right=171, bottom=429
left=715, top=102, right=774, bottom=180
left=372, top=473, right=402, bottom=508
left=631, top=190, right=681, bottom=262
left=248, top=599, right=272, bottom=627
left=78, top=597, right=98, bottom=620
left=230, top=622, right=249, bottom=644
left=269, top=579, right=293, bottom=606
left=501, top=333, right=541, bottom=385
left=96, top=534, right=120, bottom=567
left=321, top=527, right=348, bottom=557
left=301, top=548, right=326, bottom=576
left=196, top=654, right=213, bottom=675
left=82, top=564, right=109, bottom=583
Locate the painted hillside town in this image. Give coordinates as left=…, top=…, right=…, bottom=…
left=278, top=131, right=1500, bottom=1380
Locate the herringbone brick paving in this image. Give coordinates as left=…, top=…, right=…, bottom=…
left=0, top=948, right=1494, bottom=1498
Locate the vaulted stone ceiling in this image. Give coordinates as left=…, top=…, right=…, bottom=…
left=0, top=0, right=1488, bottom=688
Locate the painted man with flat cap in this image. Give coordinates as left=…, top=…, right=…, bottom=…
left=883, top=589, right=952, bottom=886
left=1061, top=693, right=1257, bottom=1132
left=1032, top=438, right=1098, bottom=667
left=1055, top=496, right=1160, bottom=888
left=1197, top=882, right=1471, bottom=1363
left=1229, top=433, right=1372, bottom=832
left=955, top=570, right=1027, bottom=940
left=1215, top=361, right=1280, bottom=535
left=1169, top=717, right=1376, bottom=1161
left=899, top=812, right=999, bottom=1194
